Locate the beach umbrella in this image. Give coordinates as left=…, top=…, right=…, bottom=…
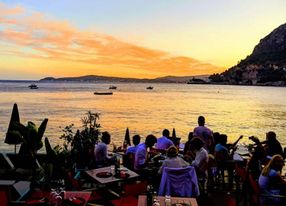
left=172, top=128, right=177, bottom=138
left=124, top=127, right=131, bottom=147
left=5, top=103, right=23, bottom=153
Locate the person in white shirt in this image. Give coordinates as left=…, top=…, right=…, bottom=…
left=134, top=134, right=157, bottom=170
left=158, top=146, right=189, bottom=174
left=94, top=131, right=114, bottom=167
left=191, top=137, right=209, bottom=178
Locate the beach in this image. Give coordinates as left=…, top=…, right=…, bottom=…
left=0, top=82, right=286, bottom=152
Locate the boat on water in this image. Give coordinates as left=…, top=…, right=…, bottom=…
left=109, top=85, right=117, bottom=89
left=94, top=91, right=113, bottom=95
left=28, top=84, right=38, bottom=89
left=146, top=86, right=153, bottom=90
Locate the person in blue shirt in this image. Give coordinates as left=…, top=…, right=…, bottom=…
left=156, top=129, right=174, bottom=151
left=126, top=134, right=141, bottom=155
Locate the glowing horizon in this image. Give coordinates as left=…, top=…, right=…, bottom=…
left=0, top=1, right=286, bottom=80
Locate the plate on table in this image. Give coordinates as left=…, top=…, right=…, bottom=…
left=96, top=172, right=113, bottom=178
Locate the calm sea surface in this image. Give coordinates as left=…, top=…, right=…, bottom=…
left=0, top=82, right=286, bottom=152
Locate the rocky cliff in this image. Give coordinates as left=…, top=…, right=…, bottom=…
left=210, top=23, right=286, bottom=86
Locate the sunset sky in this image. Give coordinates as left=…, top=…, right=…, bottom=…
left=0, top=0, right=285, bottom=80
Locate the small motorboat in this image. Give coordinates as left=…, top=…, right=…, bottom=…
left=94, top=91, right=113, bottom=95
left=28, top=84, right=38, bottom=89
left=146, top=86, right=153, bottom=90
left=109, top=85, right=117, bottom=90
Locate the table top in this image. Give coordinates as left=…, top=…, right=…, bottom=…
left=0, top=180, right=16, bottom=186
left=85, top=166, right=139, bottom=184
left=137, top=195, right=198, bottom=206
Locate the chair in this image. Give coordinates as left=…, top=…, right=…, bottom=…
left=158, top=166, right=200, bottom=197
left=234, top=163, right=248, bottom=206
left=122, top=153, right=135, bottom=170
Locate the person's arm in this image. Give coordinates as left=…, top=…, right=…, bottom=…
left=231, top=135, right=243, bottom=149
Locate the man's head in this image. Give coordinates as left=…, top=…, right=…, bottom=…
left=101, top=131, right=111, bottom=144
left=266, top=131, right=277, bottom=143
left=218, top=134, right=227, bottom=145
left=145, top=134, right=157, bottom=148
left=198, top=116, right=205, bottom=126
left=132, top=134, right=141, bottom=146
left=162, top=129, right=170, bottom=138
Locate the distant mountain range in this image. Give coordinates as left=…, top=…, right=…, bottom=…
left=209, top=23, right=286, bottom=86
left=40, top=74, right=209, bottom=83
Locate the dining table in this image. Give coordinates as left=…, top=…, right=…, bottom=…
left=85, top=166, right=139, bottom=184
left=137, top=195, right=198, bottom=206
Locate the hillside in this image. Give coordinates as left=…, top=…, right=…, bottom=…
left=40, top=75, right=209, bottom=83
left=209, top=23, right=286, bottom=86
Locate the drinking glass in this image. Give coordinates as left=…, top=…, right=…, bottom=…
left=110, top=165, right=115, bottom=176
left=165, top=195, right=171, bottom=206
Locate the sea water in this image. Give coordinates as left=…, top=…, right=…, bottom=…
left=0, top=82, right=285, bottom=152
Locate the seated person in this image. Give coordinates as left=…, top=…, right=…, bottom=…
left=215, top=134, right=243, bottom=160
left=191, top=138, right=209, bottom=178
left=156, top=129, right=174, bottom=151
left=264, top=131, right=283, bottom=157
left=94, top=131, right=114, bottom=167
left=215, top=134, right=243, bottom=187
left=158, top=146, right=189, bottom=174
left=183, top=132, right=196, bottom=162
left=126, top=134, right=141, bottom=155
left=134, top=134, right=157, bottom=170
left=246, top=144, right=267, bottom=180
left=183, top=132, right=194, bottom=155
left=123, top=135, right=141, bottom=169
left=258, top=154, right=286, bottom=195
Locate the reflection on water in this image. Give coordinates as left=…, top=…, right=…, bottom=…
left=0, top=82, right=286, bottom=152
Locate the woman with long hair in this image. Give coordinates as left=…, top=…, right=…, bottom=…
left=258, top=154, right=286, bottom=195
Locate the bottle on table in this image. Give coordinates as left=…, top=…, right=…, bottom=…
left=146, top=185, right=154, bottom=206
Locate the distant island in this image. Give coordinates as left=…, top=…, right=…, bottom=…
left=40, top=74, right=209, bottom=84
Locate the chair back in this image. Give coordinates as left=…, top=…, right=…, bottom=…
left=123, top=153, right=135, bottom=170
left=248, top=174, right=260, bottom=205
left=235, top=163, right=247, bottom=182
left=159, top=166, right=200, bottom=197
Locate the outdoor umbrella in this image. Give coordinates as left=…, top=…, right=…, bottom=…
left=172, top=128, right=177, bottom=138
left=5, top=103, right=23, bottom=153
left=123, top=127, right=131, bottom=147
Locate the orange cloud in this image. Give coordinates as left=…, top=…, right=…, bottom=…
left=0, top=3, right=223, bottom=77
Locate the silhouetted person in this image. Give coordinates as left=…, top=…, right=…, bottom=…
left=264, top=131, right=283, bottom=157
left=94, top=131, right=114, bottom=167
left=126, top=134, right=141, bottom=155
left=156, top=129, right=174, bottom=151
left=193, top=116, right=214, bottom=153
left=134, top=134, right=157, bottom=170
left=158, top=146, right=189, bottom=174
